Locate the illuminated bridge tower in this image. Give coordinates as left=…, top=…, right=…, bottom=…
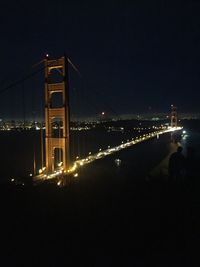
left=171, top=105, right=177, bottom=128
left=44, top=56, right=70, bottom=172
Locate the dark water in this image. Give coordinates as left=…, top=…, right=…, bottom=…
left=0, top=130, right=39, bottom=182
left=0, top=127, right=169, bottom=183
left=1, top=119, right=200, bottom=183
left=180, top=120, right=200, bottom=158
left=0, top=121, right=200, bottom=184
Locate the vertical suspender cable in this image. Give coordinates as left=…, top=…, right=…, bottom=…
left=33, top=149, right=36, bottom=175
left=40, top=85, right=44, bottom=169
left=22, top=82, right=25, bottom=129
left=59, top=120, right=61, bottom=165
left=40, top=122, right=44, bottom=168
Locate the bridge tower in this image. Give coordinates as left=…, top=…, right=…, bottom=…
left=44, top=55, right=70, bottom=172
left=171, top=105, right=177, bottom=128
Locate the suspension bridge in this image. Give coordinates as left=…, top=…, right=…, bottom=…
left=0, top=55, right=182, bottom=186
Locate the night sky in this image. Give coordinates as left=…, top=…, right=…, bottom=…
left=1, top=0, right=200, bottom=119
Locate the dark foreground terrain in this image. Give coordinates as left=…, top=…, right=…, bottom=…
left=1, top=150, right=200, bottom=267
